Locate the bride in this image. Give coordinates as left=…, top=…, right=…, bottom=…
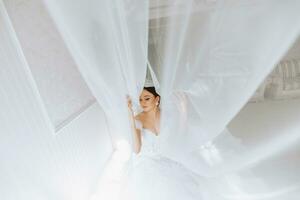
left=128, top=86, right=160, bottom=153
left=122, top=86, right=205, bottom=200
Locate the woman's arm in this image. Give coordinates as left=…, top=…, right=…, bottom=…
left=127, top=96, right=142, bottom=154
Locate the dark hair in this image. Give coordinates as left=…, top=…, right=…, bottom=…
left=144, top=87, right=160, bottom=105
left=143, top=87, right=160, bottom=98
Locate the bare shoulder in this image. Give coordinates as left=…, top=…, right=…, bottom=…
left=135, top=112, right=145, bottom=122
left=134, top=113, right=144, bottom=131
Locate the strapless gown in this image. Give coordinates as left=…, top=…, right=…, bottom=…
left=119, top=126, right=204, bottom=200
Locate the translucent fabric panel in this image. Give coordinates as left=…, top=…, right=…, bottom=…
left=43, top=0, right=149, bottom=144
left=197, top=99, right=300, bottom=199
left=200, top=143, right=300, bottom=199
left=149, top=0, right=300, bottom=168
left=0, top=0, right=53, bottom=134
left=4, top=0, right=95, bottom=132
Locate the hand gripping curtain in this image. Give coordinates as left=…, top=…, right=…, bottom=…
left=150, top=0, right=300, bottom=179
left=43, top=0, right=149, bottom=147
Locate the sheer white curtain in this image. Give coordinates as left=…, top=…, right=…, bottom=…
left=149, top=0, right=300, bottom=168
left=43, top=0, right=149, bottom=145
left=149, top=0, right=300, bottom=199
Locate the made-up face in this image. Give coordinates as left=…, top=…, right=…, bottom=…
left=139, top=89, right=159, bottom=112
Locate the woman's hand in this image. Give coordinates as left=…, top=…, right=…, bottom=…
left=127, top=95, right=141, bottom=153
left=126, top=95, right=133, bottom=112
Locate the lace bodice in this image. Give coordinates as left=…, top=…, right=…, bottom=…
left=135, top=120, right=161, bottom=156
left=140, top=128, right=161, bottom=156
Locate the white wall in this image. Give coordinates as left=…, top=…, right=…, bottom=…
left=53, top=102, right=113, bottom=200
left=3, top=0, right=95, bottom=130
left=229, top=99, right=300, bottom=144
left=222, top=99, right=300, bottom=197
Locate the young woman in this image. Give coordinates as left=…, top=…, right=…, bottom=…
left=127, top=86, right=161, bottom=154
left=122, top=86, right=204, bottom=200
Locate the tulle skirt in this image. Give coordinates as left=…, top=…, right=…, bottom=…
left=120, top=154, right=204, bottom=200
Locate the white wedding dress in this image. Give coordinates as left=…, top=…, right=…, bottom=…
left=120, top=120, right=205, bottom=200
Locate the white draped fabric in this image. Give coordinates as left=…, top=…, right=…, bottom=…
left=151, top=0, right=300, bottom=175
left=149, top=1, right=300, bottom=198
left=44, top=0, right=149, bottom=144
left=3, top=0, right=96, bottom=132
left=2, top=0, right=300, bottom=199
